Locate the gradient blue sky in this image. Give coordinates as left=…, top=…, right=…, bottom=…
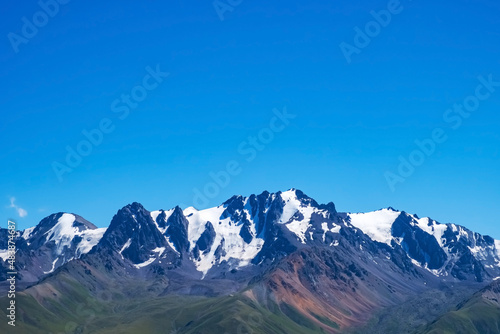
left=1, top=0, right=499, bottom=238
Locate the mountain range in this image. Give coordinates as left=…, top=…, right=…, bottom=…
left=1, top=189, right=499, bottom=333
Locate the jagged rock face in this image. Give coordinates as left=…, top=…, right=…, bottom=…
left=348, top=209, right=500, bottom=282
left=0, top=229, right=16, bottom=250
left=203, top=190, right=343, bottom=269
left=193, top=222, right=216, bottom=260
left=0, top=213, right=104, bottom=283
left=165, top=207, right=190, bottom=254
left=26, top=213, right=97, bottom=249
left=3, top=189, right=500, bottom=334
left=440, top=228, right=497, bottom=282
left=251, top=192, right=292, bottom=264
left=2, top=188, right=500, bottom=287
left=392, top=213, right=448, bottom=270
left=248, top=191, right=273, bottom=237
left=221, top=196, right=254, bottom=244
left=97, top=202, right=178, bottom=266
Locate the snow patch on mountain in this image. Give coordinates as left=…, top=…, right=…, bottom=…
left=0, top=250, right=10, bottom=262
left=43, top=258, right=59, bottom=274
left=132, top=247, right=166, bottom=269
left=280, top=190, right=317, bottom=244
left=151, top=209, right=180, bottom=253
left=153, top=247, right=166, bottom=257
left=151, top=209, right=175, bottom=233
left=119, top=238, right=132, bottom=259
left=183, top=207, right=198, bottom=216
left=42, top=213, right=106, bottom=257
left=413, top=217, right=448, bottom=247
left=185, top=203, right=264, bottom=276
left=280, top=190, right=303, bottom=224
left=44, top=213, right=77, bottom=251
left=286, top=217, right=312, bottom=244
left=348, top=209, right=401, bottom=245
left=186, top=206, right=224, bottom=250
left=133, top=257, right=156, bottom=269
left=494, top=240, right=500, bottom=257
left=44, top=214, right=79, bottom=256
left=22, top=226, right=35, bottom=242
left=321, top=222, right=341, bottom=242
left=76, top=228, right=106, bottom=257
left=347, top=207, right=500, bottom=279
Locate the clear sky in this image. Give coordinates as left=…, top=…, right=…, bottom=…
left=1, top=0, right=499, bottom=238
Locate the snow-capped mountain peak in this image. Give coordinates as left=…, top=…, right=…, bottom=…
left=180, top=199, right=265, bottom=275
left=347, top=208, right=500, bottom=281
left=0, top=212, right=106, bottom=281
left=42, top=213, right=105, bottom=257
left=3, top=189, right=500, bottom=285
left=347, top=208, right=402, bottom=245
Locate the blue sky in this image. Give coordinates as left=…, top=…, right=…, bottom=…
left=1, top=0, right=500, bottom=238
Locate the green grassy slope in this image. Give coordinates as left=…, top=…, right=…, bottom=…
left=419, top=281, right=500, bottom=334
left=0, top=276, right=328, bottom=334
left=420, top=299, right=500, bottom=334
